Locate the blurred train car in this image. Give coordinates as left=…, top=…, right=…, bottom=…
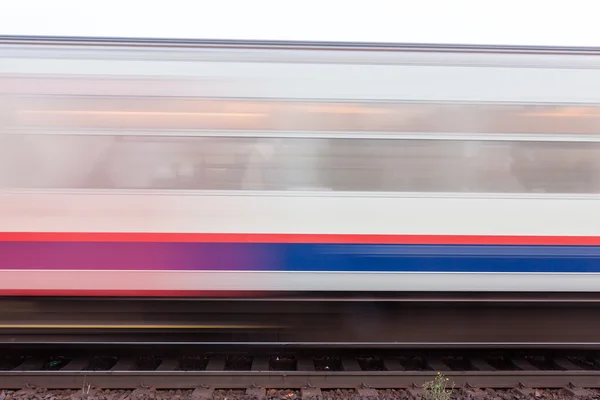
left=2, top=36, right=600, bottom=296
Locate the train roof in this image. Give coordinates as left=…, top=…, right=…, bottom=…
left=2, top=35, right=600, bottom=55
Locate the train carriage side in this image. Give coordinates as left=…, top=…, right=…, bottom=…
left=2, top=38, right=600, bottom=296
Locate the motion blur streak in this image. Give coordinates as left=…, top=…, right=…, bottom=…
left=20, top=111, right=268, bottom=117
left=3, top=37, right=600, bottom=296
left=0, top=324, right=281, bottom=329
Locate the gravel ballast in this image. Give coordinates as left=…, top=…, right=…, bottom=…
left=0, top=388, right=599, bottom=400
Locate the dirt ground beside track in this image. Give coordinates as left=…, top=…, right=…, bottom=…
left=1, top=388, right=600, bottom=400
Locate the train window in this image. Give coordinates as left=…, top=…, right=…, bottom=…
left=7, top=95, right=600, bottom=135
left=2, top=134, right=600, bottom=194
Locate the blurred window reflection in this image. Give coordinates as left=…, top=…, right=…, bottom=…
left=8, top=95, right=600, bottom=134
left=3, top=91, right=600, bottom=194
left=1, top=134, right=600, bottom=194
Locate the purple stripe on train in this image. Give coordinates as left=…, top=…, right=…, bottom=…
left=0, top=242, right=276, bottom=271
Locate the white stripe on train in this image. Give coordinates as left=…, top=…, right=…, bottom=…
left=0, top=270, right=599, bottom=293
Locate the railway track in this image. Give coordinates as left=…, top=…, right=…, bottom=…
left=0, top=350, right=599, bottom=397
left=0, top=298, right=599, bottom=398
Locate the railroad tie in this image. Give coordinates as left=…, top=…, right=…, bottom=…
left=191, top=387, right=215, bottom=400
left=300, top=387, right=322, bottom=399
left=246, top=387, right=266, bottom=400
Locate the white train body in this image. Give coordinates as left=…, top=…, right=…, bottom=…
left=1, top=37, right=600, bottom=296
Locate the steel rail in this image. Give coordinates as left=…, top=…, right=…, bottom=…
left=3, top=339, right=600, bottom=350
left=2, top=369, right=600, bottom=389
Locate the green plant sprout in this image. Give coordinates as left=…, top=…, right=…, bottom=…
left=422, top=372, right=455, bottom=400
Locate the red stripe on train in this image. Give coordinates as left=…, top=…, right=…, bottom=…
left=0, top=232, right=598, bottom=245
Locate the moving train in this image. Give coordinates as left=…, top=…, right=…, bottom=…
left=2, top=36, right=600, bottom=296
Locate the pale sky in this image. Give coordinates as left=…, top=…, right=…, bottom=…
left=0, top=0, right=599, bottom=47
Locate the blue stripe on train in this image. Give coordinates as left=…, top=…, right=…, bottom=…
left=285, top=244, right=600, bottom=273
